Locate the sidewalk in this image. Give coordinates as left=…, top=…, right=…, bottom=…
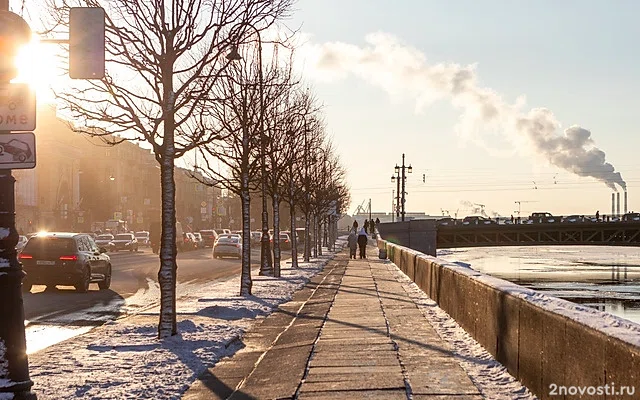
left=183, top=247, right=482, bottom=399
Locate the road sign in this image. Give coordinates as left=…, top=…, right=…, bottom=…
left=200, top=201, right=206, bottom=207
left=200, top=207, right=207, bottom=214
left=114, top=211, right=122, bottom=220
left=0, top=132, right=35, bottom=169
left=0, top=84, right=36, bottom=131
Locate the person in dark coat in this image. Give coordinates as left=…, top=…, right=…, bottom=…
left=347, top=230, right=358, bottom=259
left=352, top=220, right=358, bottom=231
left=357, top=228, right=368, bottom=259
left=363, top=219, right=369, bottom=234
left=369, top=219, right=376, bottom=236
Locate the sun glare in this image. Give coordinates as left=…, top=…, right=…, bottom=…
left=14, top=37, right=65, bottom=103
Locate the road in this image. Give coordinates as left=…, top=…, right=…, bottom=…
left=22, top=245, right=291, bottom=353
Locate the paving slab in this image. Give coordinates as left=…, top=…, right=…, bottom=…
left=183, top=248, right=485, bottom=400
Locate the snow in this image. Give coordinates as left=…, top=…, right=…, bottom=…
left=27, top=257, right=329, bottom=399
left=389, top=263, right=536, bottom=400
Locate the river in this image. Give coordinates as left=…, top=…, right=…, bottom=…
left=437, top=246, right=640, bottom=325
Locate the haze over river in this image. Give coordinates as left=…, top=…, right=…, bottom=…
left=437, top=246, right=640, bottom=325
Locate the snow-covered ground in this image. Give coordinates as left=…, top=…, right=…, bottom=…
left=26, top=256, right=332, bottom=400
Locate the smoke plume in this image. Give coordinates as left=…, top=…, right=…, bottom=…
left=308, top=33, right=626, bottom=191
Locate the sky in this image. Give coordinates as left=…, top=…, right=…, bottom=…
left=16, top=0, right=640, bottom=219
left=288, top=0, right=640, bottom=218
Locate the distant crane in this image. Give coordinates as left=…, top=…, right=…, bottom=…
left=514, top=200, right=538, bottom=217
left=473, top=203, right=488, bottom=217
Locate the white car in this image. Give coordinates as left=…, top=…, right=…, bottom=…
left=135, top=231, right=150, bottom=247
left=16, top=235, right=28, bottom=253
left=212, top=234, right=242, bottom=259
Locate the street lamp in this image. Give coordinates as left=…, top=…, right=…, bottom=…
left=392, top=154, right=412, bottom=221
left=227, top=23, right=272, bottom=276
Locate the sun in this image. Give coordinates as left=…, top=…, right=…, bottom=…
left=14, top=37, right=67, bottom=103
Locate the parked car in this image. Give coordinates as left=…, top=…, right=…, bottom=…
left=192, top=232, right=204, bottom=248
left=16, top=235, right=28, bottom=253
left=134, top=231, right=150, bottom=247
left=562, top=215, right=584, bottom=223
left=199, top=229, right=218, bottom=248
left=112, top=233, right=139, bottom=252
left=271, top=232, right=292, bottom=250
left=19, top=232, right=112, bottom=293
left=95, top=234, right=116, bottom=252
left=212, top=234, right=242, bottom=259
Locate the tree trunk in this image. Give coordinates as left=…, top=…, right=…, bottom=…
left=289, top=201, right=298, bottom=268
left=272, top=194, right=281, bottom=277
left=240, top=174, right=252, bottom=295
left=304, top=210, right=310, bottom=262
left=317, top=214, right=322, bottom=256
left=313, top=213, right=318, bottom=258
left=158, top=134, right=177, bottom=338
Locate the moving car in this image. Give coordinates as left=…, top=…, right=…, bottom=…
left=436, top=217, right=456, bottom=226
left=95, top=234, right=116, bottom=252
left=462, top=215, right=495, bottom=225
left=250, top=231, right=262, bottom=247
left=193, top=232, right=204, bottom=248
left=19, top=232, right=112, bottom=293
left=622, top=212, right=640, bottom=222
left=16, top=235, right=28, bottom=253
left=199, top=229, right=218, bottom=248
left=563, top=215, right=584, bottom=223
left=134, top=231, right=150, bottom=247
left=529, top=212, right=558, bottom=223
left=271, top=232, right=292, bottom=250
left=112, top=233, right=139, bottom=252
left=183, top=232, right=198, bottom=251
left=212, top=234, right=242, bottom=259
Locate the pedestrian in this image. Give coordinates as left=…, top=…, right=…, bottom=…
left=595, top=210, right=600, bottom=221
left=375, top=217, right=380, bottom=225
left=510, top=215, right=514, bottom=224
left=369, top=218, right=376, bottom=235
left=347, top=229, right=358, bottom=259
left=363, top=219, right=369, bottom=234
left=357, top=227, right=368, bottom=259
left=352, top=220, right=358, bottom=231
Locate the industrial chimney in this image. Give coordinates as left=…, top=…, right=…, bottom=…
left=617, top=192, right=621, bottom=216
left=612, top=193, right=615, bottom=216
left=624, top=191, right=628, bottom=214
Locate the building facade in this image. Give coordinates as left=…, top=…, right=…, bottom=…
left=14, top=106, right=221, bottom=234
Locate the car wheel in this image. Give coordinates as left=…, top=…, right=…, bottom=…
left=98, top=265, right=112, bottom=290
left=75, top=267, right=91, bottom=293
left=17, top=153, right=27, bottom=162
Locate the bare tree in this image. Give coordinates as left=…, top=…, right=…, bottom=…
left=192, top=44, right=288, bottom=295
left=279, top=90, right=321, bottom=268
left=44, top=0, right=292, bottom=337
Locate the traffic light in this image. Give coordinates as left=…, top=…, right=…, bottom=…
left=69, top=7, right=105, bottom=79
left=0, top=11, right=32, bottom=82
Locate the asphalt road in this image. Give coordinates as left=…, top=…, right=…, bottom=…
left=23, top=245, right=286, bottom=323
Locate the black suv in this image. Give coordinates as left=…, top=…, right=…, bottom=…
left=199, top=229, right=218, bottom=248
left=19, top=232, right=112, bottom=293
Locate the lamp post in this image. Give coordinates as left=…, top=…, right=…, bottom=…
left=391, top=168, right=400, bottom=219
left=226, top=23, right=272, bottom=276
left=391, top=154, right=412, bottom=221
